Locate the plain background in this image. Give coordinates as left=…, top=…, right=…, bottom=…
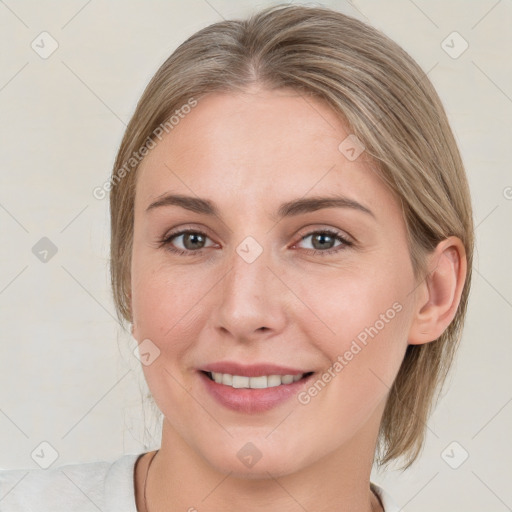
left=0, top=0, right=511, bottom=510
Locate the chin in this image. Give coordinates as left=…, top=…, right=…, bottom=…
left=196, top=435, right=312, bottom=480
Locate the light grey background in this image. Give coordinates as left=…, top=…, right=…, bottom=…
left=1, top=1, right=511, bottom=510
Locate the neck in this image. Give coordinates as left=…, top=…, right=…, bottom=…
left=137, top=410, right=384, bottom=512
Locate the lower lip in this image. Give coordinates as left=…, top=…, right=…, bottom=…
left=198, top=371, right=314, bottom=414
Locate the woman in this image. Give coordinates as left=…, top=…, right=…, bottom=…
left=0, top=4, right=473, bottom=511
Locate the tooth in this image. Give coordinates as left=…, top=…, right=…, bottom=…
left=249, top=375, right=268, bottom=389
left=267, top=375, right=282, bottom=387
left=232, top=375, right=250, bottom=388
left=208, top=372, right=308, bottom=388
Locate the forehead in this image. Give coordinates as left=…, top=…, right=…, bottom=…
left=135, top=88, right=392, bottom=214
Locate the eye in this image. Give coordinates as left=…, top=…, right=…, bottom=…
left=158, top=227, right=353, bottom=257
left=159, top=229, right=215, bottom=256
left=294, top=229, right=352, bottom=256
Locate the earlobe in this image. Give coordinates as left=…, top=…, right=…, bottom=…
left=408, top=236, right=467, bottom=345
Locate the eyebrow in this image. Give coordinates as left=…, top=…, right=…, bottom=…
left=146, top=193, right=375, bottom=219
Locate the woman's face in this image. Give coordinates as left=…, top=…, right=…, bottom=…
left=131, top=87, right=419, bottom=477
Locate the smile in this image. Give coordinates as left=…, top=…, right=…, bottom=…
left=199, top=368, right=316, bottom=414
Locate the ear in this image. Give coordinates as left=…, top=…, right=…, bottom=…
left=408, top=236, right=467, bottom=345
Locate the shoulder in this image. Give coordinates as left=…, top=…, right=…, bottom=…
left=371, top=481, right=400, bottom=512
left=0, top=452, right=143, bottom=512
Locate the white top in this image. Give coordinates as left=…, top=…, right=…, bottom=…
left=0, top=453, right=399, bottom=511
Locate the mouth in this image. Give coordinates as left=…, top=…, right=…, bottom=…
left=201, top=370, right=315, bottom=389
left=198, top=367, right=316, bottom=414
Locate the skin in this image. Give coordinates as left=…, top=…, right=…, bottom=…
left=130, top=86, right=467, bottom=512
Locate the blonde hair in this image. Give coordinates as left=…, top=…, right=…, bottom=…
left=109, top=4, right=474, bottom=469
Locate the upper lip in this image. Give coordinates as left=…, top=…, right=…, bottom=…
left=200, top=362, right=312, bottom=377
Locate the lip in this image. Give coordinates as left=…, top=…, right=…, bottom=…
left=198, top=367, right=315, bottom=414
left=200, top=361, right=310, bottom=377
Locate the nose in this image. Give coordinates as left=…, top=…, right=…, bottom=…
left=211, top=239, right=290, bottom=342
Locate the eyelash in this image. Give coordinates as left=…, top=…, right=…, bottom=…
left=158, top=228, right=353, bottom=257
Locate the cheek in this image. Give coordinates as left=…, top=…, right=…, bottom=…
left=294, top=259, right=412, bottom=376
left=132, top=264, right=202, bottom=338
left=291, top=267, right=412, bottom=435
left=130, top=255, right=209, bottom=406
